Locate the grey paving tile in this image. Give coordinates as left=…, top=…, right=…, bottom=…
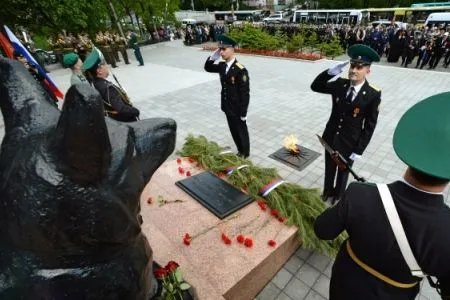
left=272, top=268, right=294, bottom=290
left=312, top=275, right=330, bottom=299
left=304, top=290, right=327, bottom=300
left=276, top=292, right=294, bottom=300
left=284, top=277, right=311, bottom=300
left=307, top=252, right=331, bottom=272
left=295, top=263, right=321, bottom=287
left=257, top=282, right=282, bottom=300
left=295, top=247, right=313, bottom=261
left=284, top=255, right=305, bottom=275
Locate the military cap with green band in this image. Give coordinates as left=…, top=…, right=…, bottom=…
left=217, top=34, right=237, bottom=48
left=347, top=44, right=380, bottom=65
left=63, top=53, right=79, bottom=68
left=393, top=92, right=450, bottom=180
left=81, top=49, right=102, bottom=72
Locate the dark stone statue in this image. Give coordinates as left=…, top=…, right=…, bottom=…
left=0, top=59, right=177, bottom=299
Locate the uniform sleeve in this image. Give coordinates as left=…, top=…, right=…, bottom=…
left=314, top=184, right=353, bottom=240
left=108, top=85, right=140, bottom=119
left=204, top=58, right=220, bottom=73
left=238, top=69, right=250, bottom=117
left=310, top=70, right=340, bottom=95
left=437, top=273, right=450, bottom=299
left=354, top=90, right=381, bottom=155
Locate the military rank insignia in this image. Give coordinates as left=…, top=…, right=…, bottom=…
left=353, top=107, right=360, bottom=117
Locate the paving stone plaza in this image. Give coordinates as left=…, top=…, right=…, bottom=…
left=8, top=40, right=450, bottom=300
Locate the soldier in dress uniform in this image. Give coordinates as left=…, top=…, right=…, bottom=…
left=114, top=33, right=130, bottom=64
left=82, top=49, right=139, bottom=122
left=96, top=31, right=117, bottom=68
left=63, top=52, right=88, bottom=86
left=204, top=34, right=250, bottom=158
left=311, top=44, right=381, bottom=203
left=314, top=92, right=450, bottom=300
left=128, top=31, right=144, bottom=66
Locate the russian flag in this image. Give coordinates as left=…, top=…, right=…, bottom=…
left=3, top=25, right=64, bottom=100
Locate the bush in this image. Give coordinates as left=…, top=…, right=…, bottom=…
left=286, top=33, right=306, bottom=53
left=228, top=25, right=282, bottom=50
left=321, top=35, right=344, bottom=59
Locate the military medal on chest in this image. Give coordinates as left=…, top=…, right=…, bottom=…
left=353, top=107, right=360, bottom=117
left=231, top=76, right=235, bottom=84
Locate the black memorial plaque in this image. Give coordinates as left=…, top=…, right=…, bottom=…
left=269, top=145, right=321, bottom=171
left=175, top=171, right=253, bottom=219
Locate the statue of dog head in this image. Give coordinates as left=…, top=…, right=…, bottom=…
left=0, top=59, right=177, bottom=300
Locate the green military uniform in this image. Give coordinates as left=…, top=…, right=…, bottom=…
left=128, top=32, right=144, bottom=66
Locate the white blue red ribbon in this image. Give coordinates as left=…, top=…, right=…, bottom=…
left=259, top=179, right=286, bottom=197
left=225, top=164, right=249, bottom=176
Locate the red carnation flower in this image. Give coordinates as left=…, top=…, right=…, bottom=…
left=278, top=216, right=287, bottom=223
left=183, top=238, right=191, bottom=246
left=236, top=234, right=245, bottom=244
left=147, top=197, right=153, bottom=204
left=268, top=240, right=277, bottom=247
left=176, top=158, right=182, bottom=164
left=271, top=209, right=279, bottom=218
left=154, top=267, right=168, bottom=279
left=186, top=171, right=191, bottom=177
left=184, top=233, right=191, bottom=239
left=188, top=157, right=195, bottom=163
left=244, top=238, right=253, bottom=248
left=221, top=233, right=232, bottom=245
left=178, top=167, right=185, bottom=175
left=165, top=261, right=179, bottom=272
left=257, top=200, right=267, bottom=211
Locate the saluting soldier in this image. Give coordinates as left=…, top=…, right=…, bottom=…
left=82, top=50, right=139, bottom=122
left=204, top=34, right=250, bottom=158
left=311, top=44, right=381, bottom=203
left=314, top=92, right=450, bottom=300
left=63, top=52, right=88, bottom=86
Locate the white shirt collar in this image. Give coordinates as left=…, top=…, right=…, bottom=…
left=350, top=80, right=365, bottom=94
left=226, top=58, right=236, bottom=69
left=401, top=178, right=443, bottom=195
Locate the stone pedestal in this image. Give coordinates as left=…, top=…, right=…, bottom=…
left=140, top=159, right=301, bottom=300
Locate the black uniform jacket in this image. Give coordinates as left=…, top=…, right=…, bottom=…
left=315, top=181, right=450, bottom=299
left=204, top=58, right=250, bottom=117
left=93, top=77, right=140, bottom=122
left=311, top=70, right=381, bottom=157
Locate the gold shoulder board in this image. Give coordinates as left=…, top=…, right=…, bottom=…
left=236, top=62, right=245, bottom=70
left=369, top=84, right=381, bottom=92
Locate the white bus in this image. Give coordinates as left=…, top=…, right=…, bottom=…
left=425, top=12, right=450, bottom=26
left=292, top=9, right=366, bottom=25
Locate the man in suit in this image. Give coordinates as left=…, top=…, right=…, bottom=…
left=204, top=34, right=250, bottom=158
left=314, top=92, right=450, bottom=300
left=311, top=44, right=381, bottom=203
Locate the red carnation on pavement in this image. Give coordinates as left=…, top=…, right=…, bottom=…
left=268, top=240, right=277, bottom=247
left=271, top=209, right=279, bottom=218
left=176, top=158, right=182, bottom=164
left=188, top=157, right=195, bottom=163
left=221, top=233, right=232, bottom=245
left=178, top=167, right=185, bottom=175
left=183, top=233, right=192, bottom=246
left=257, top=200, right=267, bottom=211
left=278, top=216, right=287, bottom=223
left=154, top=267, right=168, bottom=279
left=147, top=197, right=153, bottom=204
left=244, top=238, right=253, bottom=248
left=165, top=261, right=179, bottom=272
left=236, top=234, right=245, bottom=244
left=186, top=171, right=191, bottom=177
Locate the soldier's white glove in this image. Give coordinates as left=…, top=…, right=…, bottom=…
left=349, top=153, right=361, bottom=161
left=240, top=116, right=247, bottom=122
left=209, top=49, right=221, bottom=61
left=327, top=60, right=350, bottom=76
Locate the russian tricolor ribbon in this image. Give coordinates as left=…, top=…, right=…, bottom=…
left=225, top=164, right=249, bottom=176
left=259, top=179, right=285, bottom=197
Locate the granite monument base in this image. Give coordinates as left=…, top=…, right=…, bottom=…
left=140, top=159, right=301, bottom=300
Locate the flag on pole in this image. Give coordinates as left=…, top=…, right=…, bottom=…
left=0, top=31, right=14, bottom=58
left=3, top=25, right=64, bottom=100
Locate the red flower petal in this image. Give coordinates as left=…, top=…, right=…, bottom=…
left=176, top=158, right=182, bottom=164
left=184, top=233, right=191, bottom=239
left=154, top=268, right=168, bottom=279
left=236, top=234, right=245, bottom=244
left=178, top=167, right=185, bottom=175
left=257, top=200, right=267, bottom=211
left=147, top=197, right=152, bottom=204
left=278, top=217, right=287, bottom=223
left=268, top=240, right=277, bottom=247
left=183, top=238, right=191, bottom=246
left=224, top=237, right=232, bottom=245
left=244, top=238, right=253, bottom=248
left=188, top=157, right=195, bottom=163
left=186, top=171, right=191, bottom=177
left=271, top=209, right=279, bottom=218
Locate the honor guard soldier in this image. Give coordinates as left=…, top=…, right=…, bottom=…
left=311, top=44, right=381, bottom=203
left=63, top=52, right=88, bottom=86
left=82, top=50, right=139, bottom=122
left=128, top=31, right=144, bottom=66
left=204, top=34, right=250, bottom=158
left=314, top=92, right=450, bottom=300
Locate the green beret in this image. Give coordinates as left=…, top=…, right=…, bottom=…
left=63, top=53, right=79, bottom=68
left=217, top=34, right=237, bottom=48
left=347, top=44, right=380, bottom=65
left=81, top=49, right=101, bottom=72
left=393, top=92, right=450, bottom=180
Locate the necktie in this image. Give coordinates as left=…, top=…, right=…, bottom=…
left=346, top=87, right=355, bottom=103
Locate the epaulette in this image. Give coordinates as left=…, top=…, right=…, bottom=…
left=369, top=84, right=381, bottom=92
left=236, top=62, right=245, bottom=70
